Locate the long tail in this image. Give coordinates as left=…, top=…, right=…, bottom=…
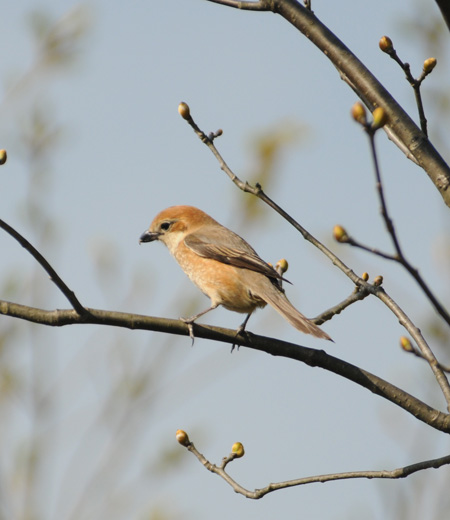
left=257, top=280, right=333, bottom=341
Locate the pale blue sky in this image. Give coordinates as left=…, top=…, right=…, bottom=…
left=0, top=1, right=449, bottom=519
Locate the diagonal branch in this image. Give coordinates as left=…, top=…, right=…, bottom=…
left=0, top=218, right=88, bottom=316
left=435, top=0, right=450, bottom=31
left=367, top=128, right=450, bottom=327
left=205, top=0, right=450, bottom=207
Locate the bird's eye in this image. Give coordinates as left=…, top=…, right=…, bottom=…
left=160, top=221, right=171, bottom=232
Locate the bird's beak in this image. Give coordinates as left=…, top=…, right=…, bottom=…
left=139, top=230, right=160, bottom=244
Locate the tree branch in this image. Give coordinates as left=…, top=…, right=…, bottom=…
left=205, top=0, right=450, bottom=207
left=435, top=0, right=450, bottom=31
left=1, top=299, right=450, bottom=432
left=0, top=218, right=88, bottom=316
left=182, top=434, right=450, bottom=498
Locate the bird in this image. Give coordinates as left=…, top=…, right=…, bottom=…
left=139, top=205, right=332, bottom=343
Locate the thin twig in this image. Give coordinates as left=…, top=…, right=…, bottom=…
left=364, top=127, right=450, bottom=405
left=0, top=218, right=88, bottom=316
left=403, top=342, right=450, bottom=373
left=183, top=436, right=450, bottom=498
left=313, top=288, right=370, bottom=325
left=206, top=0, right=270, bottom=10
left=376, top=288, right=450, bottom=408
left=383, top=45, right=430, bottom=136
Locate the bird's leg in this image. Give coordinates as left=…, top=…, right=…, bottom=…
left=231, top=312, right=253, bottom=352
left=180, top=304, right=217, bottom=345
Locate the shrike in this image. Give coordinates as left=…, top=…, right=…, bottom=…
left=140, top=205, right=331, bottom=342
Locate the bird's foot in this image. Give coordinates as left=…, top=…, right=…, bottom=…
left=231, top=323, right=248, bottom=353
left=180, top=317, right=195, bottom=346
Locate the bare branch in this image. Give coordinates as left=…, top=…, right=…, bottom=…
left=182, top=434, right=450, bottom=498
left=205, top=0, right=450, bottom=207
left=402, top=340, right=450, bottom=373
left=367, top=126, right=450, bottom=328
left=206, top=0, right=270, bottom=9
left=379, top=39, right=431, bottom=136
left=0, top=218, right=88, bottom=316
left=339, top=115, right=450, bottom=328
left=313, top=287, right=370, bottom=325
left=1, top=299, right=450, bottom=432
left=435, top=0, right=450, bottom=31
left=376, top=288, right=450, bottom=408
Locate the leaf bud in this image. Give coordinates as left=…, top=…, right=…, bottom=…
left=276, top=258, right=289, bottom=275
left=379, top=36, right=393, bottom=53
left=400, top=336, right=413, bottom=352
left=423, top=57, right=437, bottom=74
left=176, top=429, right=190, bottom=447
left=0, top=149, right=7, bottom=165
left=373, top=275, right=383, bottom=286
left=371, top=107, right=387, bottom=130
left=351, top=102, right=367, bottom=125
left=231, top=442, right=245, bottom=458
left=178, top=102, right=191, bottom=120
left=361, top=272, right=369, bottom=282
left=333, top=225, right=349, bottom=243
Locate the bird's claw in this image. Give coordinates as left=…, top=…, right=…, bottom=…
left=231, top=326, right=247, bottom=353
left=180, top=317, right=195, bottom=345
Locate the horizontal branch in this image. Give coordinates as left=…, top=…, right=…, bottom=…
left=184, top=434, right=450, bottom=498
left=1, top=299, right=449, bottom=433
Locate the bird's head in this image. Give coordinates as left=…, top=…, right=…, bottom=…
left=139, top=205, right=215, bottom=252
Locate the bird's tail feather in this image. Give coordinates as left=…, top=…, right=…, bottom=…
left=261, top=285, right=332, bottom=341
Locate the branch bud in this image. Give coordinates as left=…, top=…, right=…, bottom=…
left=361, top=272, right=369, bottom=282
left=373, top=275, right=383, bottom=286
left=371, top=107, right=387, bottom=130
left=231, top=442, right=245, bottom=458
left=333, top=225, right=349, bottom=243
left=379, top=36, right=393, bottom=53
left=0, top=149, right=7, bottom=165
left=176, top=429, right=190, bottom=447
left=423, top=57, right=437, bottom=74
left=400, top=336, right=413, bottom=352
left=178, top=102, right=191, bottom=120
left=351, top=102, right=367, bottom=125
left=276, top=258, right=289, bottom=275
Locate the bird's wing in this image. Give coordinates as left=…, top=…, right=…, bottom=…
left=185, top=227, right=289, bottom=283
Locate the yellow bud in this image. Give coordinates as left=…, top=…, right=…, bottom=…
left=361, top=272, right=369, bottom=282
left=423, top=57, right=437, bottom=74
left=0, top=149, right=7, bottom=165
left=178, top=102, right=191, bottom=120
left=231, top=442, right=245, bottom=458
left=276, top=258, right=289, bottom=274
left=400, top=336, right=413, bottom=352
left=373, top=275, right=383, bottom=286
left=351, top=102, right=367, bottom=125
left=379, top=36, right=393, bottom=53
left=371, top=107, right=387, bottom=130
left=333, top=225, right=349, bottom=243
left=176, top=429, right=190, bottom=447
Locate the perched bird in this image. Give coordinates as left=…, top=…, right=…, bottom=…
left=139, top=205, right=332, bottom=342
